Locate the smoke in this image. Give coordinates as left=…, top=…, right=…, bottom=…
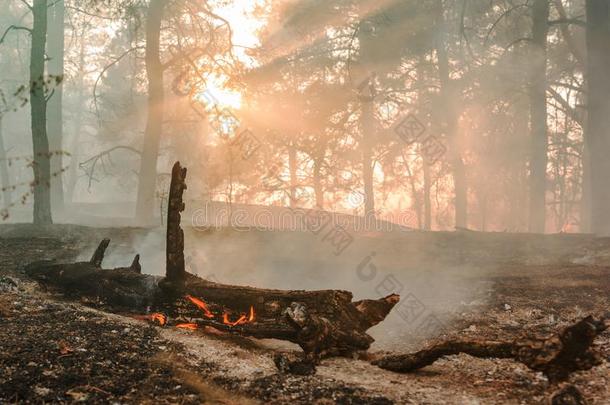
left=179, top=225, right=487, bottom=350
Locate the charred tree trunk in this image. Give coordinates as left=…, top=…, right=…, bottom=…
left=165, top=162, right=186, bottom=285
left=25, top=161, right=399, bottom=360
left=135, top=0, right=165, bottom=225
left=374, top=316, right=607, bottom=383
left=30, top=0, right=52, bottom=225
left=528, top=0, right=550, bottom=233
left=586, top=0, right=610, bottom=235
left=26, top=242, right=399, bottom=360
left=47, top=0, right=65, bottom=214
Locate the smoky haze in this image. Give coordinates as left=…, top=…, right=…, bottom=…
left=1, top=0, right=609, bottom=348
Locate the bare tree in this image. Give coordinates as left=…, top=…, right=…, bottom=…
left=528, top=0, right=550, bottom=233
left=435, top=0, right=467, bottom=229
left=134, top=0, right=165, bottom=224
left=30, top=0, right=53, bottom=225
left=585, top=0, right=610, bottom=235
left=47, top=0, right=65, bottom=213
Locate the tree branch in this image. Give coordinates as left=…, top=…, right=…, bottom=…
left=0, top=25, right=32, bottom=45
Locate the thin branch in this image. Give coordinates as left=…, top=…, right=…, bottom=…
left=79, top=146, right=141, bottom=191
left=19, top=0, right=33, bottom=11
left=92, top=46, right=144, bottom=126
left=0, top=25, right=32, bottom=45
left=548, top=17, right=586, bottom=28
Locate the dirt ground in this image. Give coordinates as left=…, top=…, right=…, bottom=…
left=0, top=224, right=608, bottom=404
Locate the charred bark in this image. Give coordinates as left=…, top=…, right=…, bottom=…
left=25, top=239, right=154, bottom=309
left=373, top=315, right=607, bottom=383
left=165, top=161, right=186, bottom=285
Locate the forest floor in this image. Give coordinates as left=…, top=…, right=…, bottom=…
left=0, top=224, right=608, bottom=404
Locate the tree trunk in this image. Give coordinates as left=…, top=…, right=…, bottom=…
left=417, top=60, right=432, bottom=231
left=528, top=0, right=550, bottom=233
left=288, top=143, right=297, bottom=207
left=358, top=19, right=376, bottom=221
left=580, top=139, right=591, bottom=233
left=47, top=0, right=65, bottom=214
left=166, top=162, right=186, bottom=285
left=135, top=0, right=165, bottom=225
left=361, top=100, right=375, bottom=220
left=30, top=0, right=52, bottom=225
left=435, top=1, right=467, bottom=229
left=66, top=32, right=86, bottom=203
left=423, top=159, right=432, bottom=230
left=0, top=116, right=12, bottom=210
left=403, top=156, right=422, bottom=229
left=586, top=0, right=610, bottom=235
left=313, top=157, right=323, bottom=209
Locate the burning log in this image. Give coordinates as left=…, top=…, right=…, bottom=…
left=24, top=161, right=400, bottom=361
left=373, top=315, right=608, bottom=383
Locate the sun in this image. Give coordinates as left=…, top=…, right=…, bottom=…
left=198, top=78, right=243, bottom=110
left=192, top=1, right=267, bottom=111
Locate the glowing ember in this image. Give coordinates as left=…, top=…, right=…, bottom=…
left=222, top=312, right=247, bottom=326
left=222, top=306, right=255, bottom=327
left=176, top=323, right=198, bottom=330
left=132, top=312, right=168, bottom=326
left=185, top=295, right=214, bottom=318
left=184, top=295, right=256, bottom=327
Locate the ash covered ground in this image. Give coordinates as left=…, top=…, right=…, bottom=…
left=0, top=224, right=608, bottom=404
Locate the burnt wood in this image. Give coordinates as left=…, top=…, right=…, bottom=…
left=24, top=161, right=400, bottom=360
left=373, top=315, right=608, bottom=383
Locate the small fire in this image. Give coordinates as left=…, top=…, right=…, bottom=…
left=176, top=323, right=198, bottom=330
left=150, top=313, right=167, bottom=326
left=222, top=306, right=255, bottom=327
left=223, top=313, right=247, bottom=326
left=248, top=305, right=255, bottom=322
left=132, top=312, right=167, bottom=326
left=185, top=295, right=214, bottom=318
left=183, top=295, right=256, bottom=328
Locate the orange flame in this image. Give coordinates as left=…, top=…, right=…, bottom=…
left=176, top=323, right=198, bottom=330
left=151, top=313, right=167, bottom=326
left=223, top=313, right=247, bottom=326
left=185, top=295, right=214, bottom=318
left=223, top=306, right=255, bottom=327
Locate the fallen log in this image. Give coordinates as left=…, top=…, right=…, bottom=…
left=24, top=161, right=399, bottom=360
left=373, top=315, right=608, bottom=383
